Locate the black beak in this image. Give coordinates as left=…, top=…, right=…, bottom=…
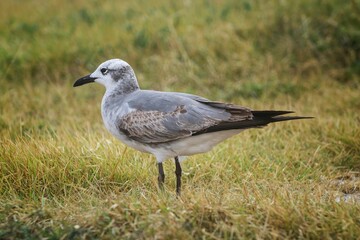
left=73, top=74, right=97, bottom=87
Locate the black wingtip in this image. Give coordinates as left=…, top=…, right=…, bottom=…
left=270, top=116, right=314, bottom=123
left=251, top=110, right=295, bottom=117
left=251, top=110, right=314, bottom=120
left=192, top=109, right=313, bottom=136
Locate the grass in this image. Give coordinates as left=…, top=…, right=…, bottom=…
left=1, top=0, right=360, bottom=239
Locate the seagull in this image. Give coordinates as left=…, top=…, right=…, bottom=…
left=73, top=59, right=311, bottom=195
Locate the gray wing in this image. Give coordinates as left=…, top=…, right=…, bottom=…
left=117, top=90, right=253, bottom=144
left=171, top=92, right=252, bottom=117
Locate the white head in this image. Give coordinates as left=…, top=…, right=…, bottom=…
left=73, top=59, right=139, bottom=93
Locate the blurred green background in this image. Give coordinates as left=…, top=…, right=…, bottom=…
left=1, top=0, right=358, bottom=91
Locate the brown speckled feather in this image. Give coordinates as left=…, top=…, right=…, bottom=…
left=118, top=105, right=220, bottom=144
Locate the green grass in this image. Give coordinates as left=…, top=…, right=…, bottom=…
left=1, top=0, right=360, bottom=239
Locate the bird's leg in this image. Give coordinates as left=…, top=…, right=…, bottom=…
left=157, top=162, right=165, bottom=190
left=174, top=156, right=182, bottom=196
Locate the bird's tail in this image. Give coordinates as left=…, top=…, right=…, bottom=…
left=252, top=110, right=313, bottom=125
left=192, top=110, right=313, bottom=135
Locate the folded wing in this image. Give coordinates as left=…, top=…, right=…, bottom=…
left=117, top=90, right=310, bottom=144
left=117, top=91, right=252, bottom=143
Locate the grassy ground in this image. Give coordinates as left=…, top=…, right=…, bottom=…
left=1, top=0, right=360, bottom=239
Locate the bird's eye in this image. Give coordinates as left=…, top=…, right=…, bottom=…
left=100, top=68, right=109, bottom=75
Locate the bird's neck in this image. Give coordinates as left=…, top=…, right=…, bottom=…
left=101, top=78, right=140, bottom=122
left=106, top=78, right=140, bottom=96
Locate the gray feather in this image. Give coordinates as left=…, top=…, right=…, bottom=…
left=117, top=90, right=253, bottom=144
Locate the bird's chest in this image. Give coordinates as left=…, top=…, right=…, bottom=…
left=100, top=97, right=151, bottom=153
left=101, top=101, right=128, bottom=138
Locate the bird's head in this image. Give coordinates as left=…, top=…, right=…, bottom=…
left=73, top=59, right=139, bottom=92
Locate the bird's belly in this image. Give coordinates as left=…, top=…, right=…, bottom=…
left=169, top=129, right=243, bottom=156
left=102, top=113, right=243, bottom=161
